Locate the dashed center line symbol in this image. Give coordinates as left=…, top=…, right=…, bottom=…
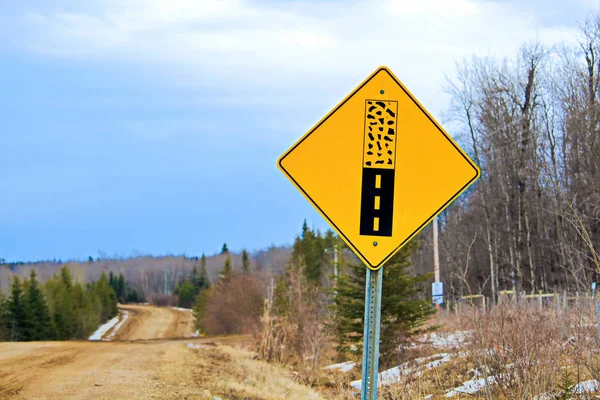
left=360, top=99, right=398, bottom=237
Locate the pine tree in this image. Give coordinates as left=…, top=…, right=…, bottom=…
left=48, top=266, right=79, bottom=339
left=24, top=270, right=54, bottom=340
left=198, top=254, right=209, bottom=289
left=193, top=288, right=211, bottom=334
left=219, top=254, right=234, bottom=284
left=191, top=256, right=211, bottom=334
left=117, top=273, right=126, bottom=303
left=109, top=271, right=116, bottom=293
left=93, top=272, right=118, bottom=322
left=191, top=265, right=199, bottom=288
left=178, top=278, right=195, bottom=308
left=221, top=243, right=229, bottom=254
left=333, top=241, right=434, bottom=367
left=241, top=250, right=251, bottom=274
left=290, top=220, right=325, bottom=285
left=0, top=292, right=5, bottom=340
left=4, top=276, right=28, bottom=341
left=555, top=367, right=575, bottom=400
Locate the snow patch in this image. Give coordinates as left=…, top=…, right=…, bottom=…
left=419, top=331, right=472, bottom=348
left=88, top=316, right=119, bottom=341
left=108, top=311, right=129, bottom=338
left=574, top=379, right=600, bottom=394
left=349, top=352, right=465, bottom=389
left=445, top=372, right=509, bottom=397
left=323, top=361, right=356, bottom=373
left=171, top=307, right=193, bottom=312
left=445, top=375, right=502, bottom=397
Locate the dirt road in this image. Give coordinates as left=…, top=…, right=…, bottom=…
left=0, top=305, right=320, bottom=400
left=110, top=305, right=196, bottom=341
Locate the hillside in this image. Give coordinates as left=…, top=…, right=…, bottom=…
left=0, top=246, right=292, bottom=302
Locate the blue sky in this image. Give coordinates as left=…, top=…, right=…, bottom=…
left=0, top=0, right=595, bottom=262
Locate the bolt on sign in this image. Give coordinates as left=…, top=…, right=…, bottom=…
left=278, top=66, right=480, bottom=270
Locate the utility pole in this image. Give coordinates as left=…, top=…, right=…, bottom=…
left=433, top=216, right=441, bottom=310
left=433, top=216, right=440, bottom=283
left=333, top=242, right=339, bottom=283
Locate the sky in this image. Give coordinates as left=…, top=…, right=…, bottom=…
left=0, top=0, right=596, bottom=262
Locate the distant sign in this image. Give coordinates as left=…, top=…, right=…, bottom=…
left=432, top=281, right=444, bottom=305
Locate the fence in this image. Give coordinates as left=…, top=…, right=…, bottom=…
left=451, top=290, right=598, bottom=313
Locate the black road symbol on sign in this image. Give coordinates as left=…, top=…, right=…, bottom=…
left=360, top=100, right=398, bottom=237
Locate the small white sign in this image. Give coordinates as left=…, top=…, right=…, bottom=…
left=432, top=281, right=444, bottom=297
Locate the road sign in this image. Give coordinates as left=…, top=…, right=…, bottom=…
left=432, top=282, right=444, bottom=305
left=278, top=66, right=480, bottom=400
left=278, top=66, right=480, bottom=271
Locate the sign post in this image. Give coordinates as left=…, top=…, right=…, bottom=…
left=361, top=267, right=383, bottom=399
left=277, top=66, right=480, bottom=398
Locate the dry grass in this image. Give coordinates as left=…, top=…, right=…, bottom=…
left=319, top=301, right=600, bottom=399
left=189, top=344, right=326, bottom=399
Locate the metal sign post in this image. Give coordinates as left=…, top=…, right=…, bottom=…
left=361, top=267, right=383, bottom=400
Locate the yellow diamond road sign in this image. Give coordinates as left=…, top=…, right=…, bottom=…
left=278, top=66, right=480, bottom=270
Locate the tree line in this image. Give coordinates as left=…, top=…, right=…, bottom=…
left=0, top=267, right=119, bottom=341
left=409, top=12, right=600, bottom=303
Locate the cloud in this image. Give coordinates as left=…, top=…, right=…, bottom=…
left=2, top=0, right=584, bottom=114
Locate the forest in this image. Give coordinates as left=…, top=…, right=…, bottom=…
left=407, top=16, right=600, bottom=303
left=0, top=267, right=119, bottom=341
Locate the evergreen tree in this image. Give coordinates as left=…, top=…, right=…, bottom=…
left=333, top=241, right=434, bottom=367
left=191, top=254, right=212, bottom=334
left=109, top=271, right=116, bottom=293
left=24, top=270, right=54, bottom=341
left=92, top=272, right=118, bottom=322
left=0, top=292, right=5, bottom=340
left=177, top=278, right=196, bottom=308
left=36, top=266, right=120, bottom=341
left=219, top=254, right=234, bottom=284
left=125, top=288, right=141, bottom=303
left=117, top=273, right=126, bottom=303
left=241, top=250, right=251, bottom=274
left=193, top=288, right=211, bottom=334
left=48, top=267, right=76, bottom=339
left=221, top=243, right=229, bottom=254
left=4, top=276, right=28, bottom=341
left=290, top=220, right=325, bottom=285
left=555, top=367, right=575, bottom=400
left=198, top=254, right=209, bottom=290
left=60, top=266, right=73, bottom=291
left=191, top=265, right=199, bottom=288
